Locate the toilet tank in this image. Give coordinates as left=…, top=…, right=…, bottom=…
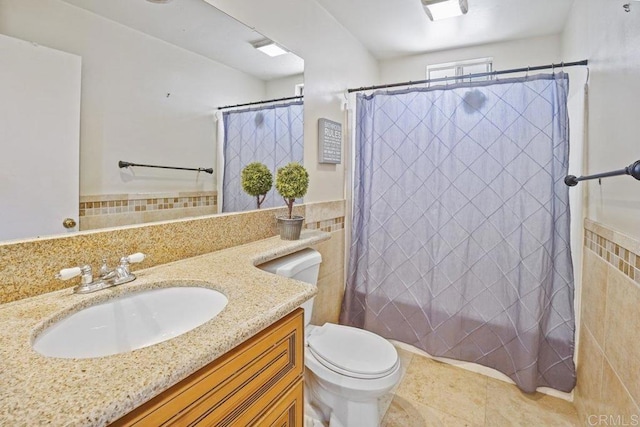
left=258, top=248, right=322, bottom=284
left=258, top=248, right=322, bottom=326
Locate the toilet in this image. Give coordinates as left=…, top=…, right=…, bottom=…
left=259, top=248, right=401, bottom=427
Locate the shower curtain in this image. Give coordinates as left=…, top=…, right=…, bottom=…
left=221, top=101, right=303, bottom=212
left=341, top=74, right=576, bottom=393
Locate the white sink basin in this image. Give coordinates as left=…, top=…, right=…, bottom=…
left=32, top=286, right=228, bottom=359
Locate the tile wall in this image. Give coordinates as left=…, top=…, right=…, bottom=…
left=79, top=191, right=217, bottom=230
left=575, top=219, right=640, bottom=425
left=307, top=200, right=346, bottom=325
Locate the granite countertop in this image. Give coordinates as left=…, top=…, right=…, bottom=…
left=0, top=230, right=330, bottom=426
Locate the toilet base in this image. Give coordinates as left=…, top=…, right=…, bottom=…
left=305, top=371, right=383, bottom=427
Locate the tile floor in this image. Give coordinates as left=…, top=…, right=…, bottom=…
left=379, top=347, right=580, bottom=426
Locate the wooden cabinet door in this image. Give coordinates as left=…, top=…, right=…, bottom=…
left=110, top=309, right=304, bottom=426
left=252, top=380, right=304, bottom=427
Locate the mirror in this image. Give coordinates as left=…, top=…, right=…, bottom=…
left=0, top=0, right=303, bottom=241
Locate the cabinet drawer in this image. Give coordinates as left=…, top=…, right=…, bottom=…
left=111, top=308, right=304, bottom=426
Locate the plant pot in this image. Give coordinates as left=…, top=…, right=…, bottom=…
left=276, top=215, right=304, bottom=240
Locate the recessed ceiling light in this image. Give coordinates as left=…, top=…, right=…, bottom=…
left=252, top=39, right=289, bottom=57
left=422, top=0, right=468, bottom=21
left=146, top=0, right=173, bottom=4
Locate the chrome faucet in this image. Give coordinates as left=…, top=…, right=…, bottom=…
left=98, top=258, right=115, bottom=281
left=56, top=253, right=146, bottom=294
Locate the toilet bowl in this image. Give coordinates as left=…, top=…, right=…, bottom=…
left=259, top=248, right=401, bottom=427
left=305, top=323, right=401, bottom=427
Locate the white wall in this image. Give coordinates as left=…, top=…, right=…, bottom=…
left=379, top=34, right=562, bottom=82
left=0, top=0, right=267, bottom=196
left=562, top=0, right=640, bottom=240
left=266, top=73, right=304, bottom=99
left=205, top=0, right=379, bottom=203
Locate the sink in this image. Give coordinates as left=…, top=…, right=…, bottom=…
left=32, top=286, right=228, bottom=359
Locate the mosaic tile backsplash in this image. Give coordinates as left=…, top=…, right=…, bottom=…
left=79, top=192, right=217, bottom=217
left=584, top=228, right=639, bottom=284
left=78, top=191, right=217, bottom=231
left=305, top=217, right=345, bottom=233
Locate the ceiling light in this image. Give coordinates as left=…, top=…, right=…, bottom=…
left=252, top=39, right=289, bottom=57
left=422, top=0, right=468, bottom=21
left=146, top=0, right=173, bottom=3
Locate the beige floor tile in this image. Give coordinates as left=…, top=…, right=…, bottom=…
left=484, top=378, right=580, bottom=427
left=382, top=395, right=480, bottom=427
left=393, top=354, right=488, bottom=424
left=379, top=391, right=396, bottom=422
left=573, top=399, right=587, bottom=427
left=379, top=347, right=416, bottom=419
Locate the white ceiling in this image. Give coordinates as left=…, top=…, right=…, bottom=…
left=60, top=0, right=575, bottom=79
left=315, top=0, right=576, bottom=60
left=61, top=0, right=304, bottom=81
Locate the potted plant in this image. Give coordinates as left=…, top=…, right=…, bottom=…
left=241, top=162, right=273, bottom=209
left=275, top=162, right=309, bottom=240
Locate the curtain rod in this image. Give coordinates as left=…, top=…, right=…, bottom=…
left=564, top=160, right=640, bottom=186
left=217, top=95, right=303, bottom=110
left=118, top=160, right=213, bottom=174
left=347, top=59, right=589, bottom=93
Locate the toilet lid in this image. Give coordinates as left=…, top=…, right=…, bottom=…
left=307, top=323, right=398, bottom=379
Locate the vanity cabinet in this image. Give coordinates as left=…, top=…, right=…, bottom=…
left=110, top=308, right=304, bottom=426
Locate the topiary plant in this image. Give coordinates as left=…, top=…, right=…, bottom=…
left=275, top=162, right=309, bottom=219
left=241, top=162, right=273, bottom=209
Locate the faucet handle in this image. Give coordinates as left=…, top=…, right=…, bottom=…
left=56, top=267, right=82, bottom=280
left=113, top=253, right=145, bottom=285
left=56, top=265, right=94, bottom=285
left=124, top=252, right=145, bottom=264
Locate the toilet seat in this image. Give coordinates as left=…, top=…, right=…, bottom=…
left=307, top=323, right=399, bottom=379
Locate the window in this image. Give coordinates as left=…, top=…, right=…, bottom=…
left=426, top=57, right=493, bottom=83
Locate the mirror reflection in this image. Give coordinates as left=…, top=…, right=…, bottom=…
left=0, top=0, right=304, bottom=241
left=220, top=100, right=304, bottom=213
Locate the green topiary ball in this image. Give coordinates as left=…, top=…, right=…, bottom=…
left=241, top=162, right=273, bottom=197
left=275, top=162, right=309, bottom=200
